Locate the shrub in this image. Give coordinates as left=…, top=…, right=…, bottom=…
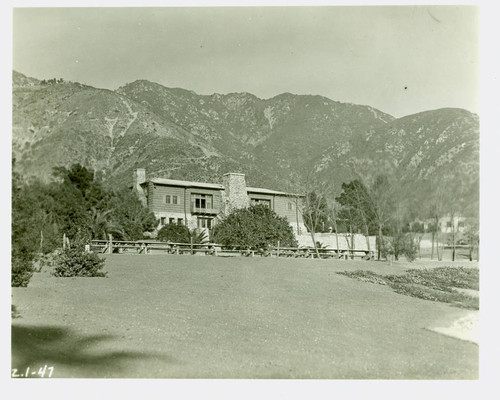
left=11, top=256, right=34, bottom=287
left=213, top=204, right=297, bottom=249
left=337, top=270, right=388, bottom=285
left=52, top=245, right=107, bottom=277
left=337, top=267, right=479, bottom=310
left=386, top=233, right=418, bottom=261
left=157, top=223, right=190, bottom=243
left=402, top=267, right=479, bottom=291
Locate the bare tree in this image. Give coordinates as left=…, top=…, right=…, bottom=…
left=288, top=172, right=335, bottom=258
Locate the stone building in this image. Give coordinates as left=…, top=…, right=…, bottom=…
left=133, top=169, right=306, bottom=236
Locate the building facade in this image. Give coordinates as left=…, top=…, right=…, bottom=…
left=133, top=169, right=306, bottom=235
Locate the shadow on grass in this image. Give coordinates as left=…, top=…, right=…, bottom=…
left=12, top=324, right=173, bottom=378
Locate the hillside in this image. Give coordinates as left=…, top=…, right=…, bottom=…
left=12, top=71, right=479, bottom=214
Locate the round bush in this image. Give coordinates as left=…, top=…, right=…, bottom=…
left=157, top=224, right=190, bottom=243
left=52, top=247, right=107, bottom=277
left=213, top=204, right=297, bottom=249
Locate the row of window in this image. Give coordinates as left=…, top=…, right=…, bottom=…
left=250, top=198, right=295, bottom=211
left=160, top=217, right=183, bottom=226
left=250, top=198, right=271, bottom=207
left=165, top=194, right=214, bottom=209
left=192, top=194, right=213, bottom=209
left=164, top=194, right=295, bottom=211
left=159, top=216, right=213, bottom=229
left=197, top=217, right=212, bottom=229
left=165, top=195, right=179, bottom=205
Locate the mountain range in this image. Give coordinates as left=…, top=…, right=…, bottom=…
left=12, top=71, right=479, bottom=215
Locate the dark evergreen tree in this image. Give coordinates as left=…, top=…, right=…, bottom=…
left=213, top=204, right=297, bottom=249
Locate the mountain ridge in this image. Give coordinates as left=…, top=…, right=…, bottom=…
left=12, top=70, right=479, bottom=215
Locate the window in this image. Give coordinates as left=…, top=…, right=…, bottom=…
left=446, top=221, right=452, bottom=228
left=160, top=217, right=166, bottom=226
left=250, top=198, right=271, bottom=207
left=192, top=194, right=213, bottom=210
left=172, top=195, right=178, bottom=205
left=165, top=195, right=171, bottom=204
left=288, top=202, right=293, bottom=210
left=177, top=218, right=183, bottom=225
left=197, top=217, right=212, bottom=229
left=169, top=218, right=175, bottom=225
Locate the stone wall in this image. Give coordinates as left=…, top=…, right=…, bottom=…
left=133, top=168, right=147, bottom=207
left=221, top=173, right=249, bottom=215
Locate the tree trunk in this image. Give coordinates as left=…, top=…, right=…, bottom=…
left=331, top=213, right=340, bottom=254
left=431, top=230, right=435, bottom=260
left=364, top=223, right=371, bottom=252
left=436, top=228, right=441, bottom=261
left=310, top=230, right=320, bottom=259
left=451, top=218, right=456, bottom=262
left=377, top=225, right=384, bottom=260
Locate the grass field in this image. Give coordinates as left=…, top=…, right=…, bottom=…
left=11, top=255, right=478, bottom=379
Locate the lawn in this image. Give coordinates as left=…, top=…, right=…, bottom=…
left=11, top=255, right=478, bottom=379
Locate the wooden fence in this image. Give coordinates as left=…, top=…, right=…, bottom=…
left=90, top=238, right=375, bottom=260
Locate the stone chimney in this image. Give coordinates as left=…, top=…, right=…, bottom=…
left=222, top=173, right=249, bottom=214
left=133, top=168, right=147, bottom=207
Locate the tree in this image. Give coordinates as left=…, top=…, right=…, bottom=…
left=335, top=174, right=417, bottom=261
left=53, top=164, right=94, bottom=194
left=367, top=175, right=398, bottom=260
left=88, top=207, right=125, bottom=240
left=300, top=191, right=331, bottom=257
left=336, top=179, right=376, bottom=253
left=104, top=188, right=157, bottom=240
left=11, top=162, right=157, bottom=287
left=213, top=204, right=297, bottom=249
left=302, top=191, right=330, bottom=233
left=157, top=223, right=190, bottom=243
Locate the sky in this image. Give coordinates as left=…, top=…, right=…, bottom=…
left=12, top=5, right=479, bottom=118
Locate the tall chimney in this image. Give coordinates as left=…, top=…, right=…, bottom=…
left=133, top=168, right=147, bottom=207
left=222, top=173, right=248, bottom=214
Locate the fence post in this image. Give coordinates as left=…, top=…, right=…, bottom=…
left=108, top=234, right=113, bottom=254
left=277, top=240, right=280, bottom=257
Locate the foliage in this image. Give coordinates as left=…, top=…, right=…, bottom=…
left=213, top=204, right=297, bottom=249
left=337, top=267, right=479, bottom=310
left=88, top=207, right=125, bottom=240
left=189, top=228, right=209, bottom=244
left=336, top=180, right=377, bottom=235
left=397, top=267, right=479, bottom=291
left=158, top=223, right=190, bottom=243
left=52, top=243, right=107, bottom=277
left=12, top=164, right=39, bottom=287
left=385, top=232, right=419, bottom=261
left=104, top=188, right=158, bottom=240
left=11, top=162, right=156, bottom=286
left=11, top=255, right=34, bottom=287
left=302, top=191, right=331, bottom=233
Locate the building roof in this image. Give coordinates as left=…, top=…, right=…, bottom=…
left=246, top=187, right=303, bottom=197
left=147, top=178, right=224, bottom=190
left=146, top=177, right=303, bottom=197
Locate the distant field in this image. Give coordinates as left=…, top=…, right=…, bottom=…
left=12, top=255, right=478, bottom=379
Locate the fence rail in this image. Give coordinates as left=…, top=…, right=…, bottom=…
left=90, top=239, right=375, bottom=260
